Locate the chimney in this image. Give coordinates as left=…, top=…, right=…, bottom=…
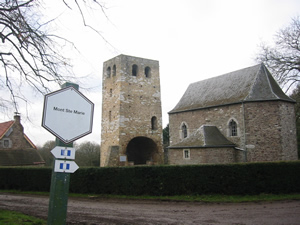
left=14, top=112, right=20, bottom=124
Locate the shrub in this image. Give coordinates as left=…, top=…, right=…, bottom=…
left=1, top=161, right=299, bottom=195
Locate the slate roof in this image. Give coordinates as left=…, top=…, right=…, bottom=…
left=0, top=149, right=45, bottom=166
left=169, top=63, right=295, bottom=114
left=169, top=125, right=235, bottom=149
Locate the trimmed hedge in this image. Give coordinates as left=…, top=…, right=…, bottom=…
left=0, top=161, right=300, bottom=195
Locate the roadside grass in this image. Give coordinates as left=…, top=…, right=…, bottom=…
left=1, top=190, right=300, bottom=203
left=0, top=209, right=46, bottom=225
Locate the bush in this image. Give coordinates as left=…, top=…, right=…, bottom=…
left=1, top=161, right=299, bottom=195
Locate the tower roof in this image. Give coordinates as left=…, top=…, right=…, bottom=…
left=169, top=64, right=294, bottom=114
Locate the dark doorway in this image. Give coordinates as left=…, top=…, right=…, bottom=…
left=126, top=137, right=157, bottom=165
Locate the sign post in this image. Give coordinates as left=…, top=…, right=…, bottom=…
left=42, top=82, right=94, bottom=225
left=47, top=139, right=72, bottom=225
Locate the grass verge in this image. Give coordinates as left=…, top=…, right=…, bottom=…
left=1, top=190, right=300, bottom=203
left=0, top=209, right=46, bottom=225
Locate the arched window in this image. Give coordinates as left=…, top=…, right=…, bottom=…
left=145, top=66, right=151, bottom=78
left=151, top=116, right=157, bottom=130
left=132, top=64, right=138, bottom=76
left=229, top=119, right=237, bottom=136
left=182, top=123, right=188, bottom=138
left=112, top=65, right=116, bottom=76
left=106, top=67, right=111, bottom=78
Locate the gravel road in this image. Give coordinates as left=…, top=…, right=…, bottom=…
left=0, top=193, right=299, bottom=225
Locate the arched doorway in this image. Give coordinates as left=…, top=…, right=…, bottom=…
left=126, top=137, right=158, bottom=165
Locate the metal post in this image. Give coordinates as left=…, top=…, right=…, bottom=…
left=47, top=83, right=78, bottom=225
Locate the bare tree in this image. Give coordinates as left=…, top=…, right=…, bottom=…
left=256, top=16, right=300, bottom=92
left=38, top=140, right=56, bottom=166
left=0, top=0, right=110, bottom=114
left=74, top=141, right=100, bottom=167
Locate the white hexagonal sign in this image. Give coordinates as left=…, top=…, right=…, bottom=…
left=42, top=86, right=94, bottom=143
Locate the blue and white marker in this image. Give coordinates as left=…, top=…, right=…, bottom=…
left=54, top=160, right=79, bottom=173
left=51, top=146, right=76, bottom=160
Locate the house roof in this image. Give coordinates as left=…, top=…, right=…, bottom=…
left=0, top=119, right=36, bottom=149
left=0, top=120, right=14, bottom=139
left=169, top=63, right=295, bottom=114
left=0, top=149, right=45, bottom=166
left=168, top=125, right=235, bottom=149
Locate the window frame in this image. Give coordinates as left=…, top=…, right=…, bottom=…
left=145, top=66, right=151, bottom=78
left=106, top=66, right=111, bottom=78
left=151, top=116, right=158, bottom=130
left=229, top=119, right=238, bottom=137
left=2, top=138, right=11, bottom=148
left=181, top=123, right=188, bottom=139
left=183, top=149, right=190, bottom=159
left=112, top=64, right=116, bottom=76
left=132, top=64, right=138, bottom=76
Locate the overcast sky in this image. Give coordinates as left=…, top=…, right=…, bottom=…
left=1, top=0, right=300, bottom=147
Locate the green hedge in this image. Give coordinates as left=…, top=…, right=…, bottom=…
left=1, top=161, right=300, bottom=195
left=0, top=167, right=51, bottom=192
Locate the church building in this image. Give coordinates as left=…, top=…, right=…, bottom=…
left=168, top=63, right=298, bottom=165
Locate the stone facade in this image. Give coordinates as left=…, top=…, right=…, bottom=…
left=101, top=55, right=163, bottom=167
left=244, top=101, right=297, bottom=162
left=168, top=148, right=237, bottom=165
left=169, top=101, right=297, bottom=164
left=168, top=64, right=298, bottom=164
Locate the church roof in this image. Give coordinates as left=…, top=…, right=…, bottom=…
left=169, top=63, right=295, bottom=114
left=169, top=125, right=235, bottom=149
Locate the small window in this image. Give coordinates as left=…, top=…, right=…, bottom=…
left=3, top=139, right=11, bottom=148
left=112, top=65, right=116, bottom=76
left=132, top=64, right=138, bottom=76
left=183, top=149, right=190, bottom=159
left=109, top=111, right=112, bottom=122
left=109, top=89, right=112, bottom=97
left=229, top=119, right=237, bottom=136
left=151, top=116, right=158, bottom=130
left=106, top=67, right=111, bottom=78
left=145, top=66, right=151, bottom=78
left=182, top=123, right=188, bottom=138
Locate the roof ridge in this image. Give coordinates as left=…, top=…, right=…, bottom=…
left=169, top=63, right=294, bottom=114
left=262, top=64, right=279, bottom=100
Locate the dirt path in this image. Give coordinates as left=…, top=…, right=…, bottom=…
left=0, top=193, right=300, bottom=225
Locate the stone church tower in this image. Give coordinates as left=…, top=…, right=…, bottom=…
left=101, top=55, right=163, bottom=167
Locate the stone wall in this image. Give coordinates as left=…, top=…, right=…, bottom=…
left=168, top=147, right=239, bottom=165
left=169, top=104, right=245, bottom=148
left=169, top=101, right=298, bottom=164
left=244, top=101, right=297, bottom=161
left=101, top=55, right=163, bottom=167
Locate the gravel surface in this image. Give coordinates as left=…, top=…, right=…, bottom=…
left=0, top=193, right=300, bottom=225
